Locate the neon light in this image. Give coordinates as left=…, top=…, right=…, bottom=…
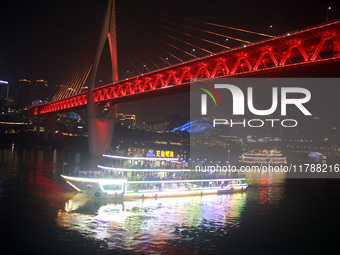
left=242, top=154, right=282, bottom=159
left=103, top=154, right=178, bottom=161
left=61, top=175, right=127, bottom=184
left=127, top=189, right=164, bottom=193
left=122, top=188, right=242, bottom=198
left=97, top=165, right=190, bottom=172
left=146, top=149, right=155, bottom=157
left=127, top=178, right=246, bottom=184
left=242, top=160, right=286, bottom=163
left=125, top=185, right=248, bottom=193
left=62, top=175, right=245, bottom=185
left=191, top=186, right=224, bottom=190
left=161, top=85, right=173, bottom=89
left=0, top=122, right=26, bottom=125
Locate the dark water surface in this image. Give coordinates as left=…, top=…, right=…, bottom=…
left=0, top=145, right=339, bottom=254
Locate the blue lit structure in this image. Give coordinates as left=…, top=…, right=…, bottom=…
left=171, top=117, right=229, bottom=134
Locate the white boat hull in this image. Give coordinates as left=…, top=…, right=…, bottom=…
left=61, top=175, right=127, bottom=199
left=61, top=175, right=248, bottom=199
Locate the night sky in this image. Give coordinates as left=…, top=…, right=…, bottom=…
left=1, top=0, right=339, bottom=121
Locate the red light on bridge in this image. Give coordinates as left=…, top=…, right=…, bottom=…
left=28, top=21, right=340, bottom=115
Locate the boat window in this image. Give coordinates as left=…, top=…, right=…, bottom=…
left=101, top=184, right=123, bottom=191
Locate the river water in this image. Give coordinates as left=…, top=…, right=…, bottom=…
left=0, top=145, right=339, bottom=254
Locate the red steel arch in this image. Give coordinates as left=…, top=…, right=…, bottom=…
left=29, top=21, right=340, bottom=116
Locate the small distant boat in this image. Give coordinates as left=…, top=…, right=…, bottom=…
left=239, top=149, right=287, bottom=165
left=309, top=152, right=323, bottom=158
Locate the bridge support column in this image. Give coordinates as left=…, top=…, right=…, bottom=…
left=35, top=110, right=41, bottom=137
left=44, top=115, right=50, bottom=140
left=86, top=0, right=119, bottom=157
left=87, top=104, right=117, bottom=156
left=51, top=113, right=57, bottom=139
left=27, top=110, right=32, bottom=130
left=44, top=113, right=57, bottom=139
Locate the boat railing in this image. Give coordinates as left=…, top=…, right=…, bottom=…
left=64, top=170, right=245, bottom=181
left=102, top=163, right=184, bottom=169
left=127, top=179, right=247, bottom=193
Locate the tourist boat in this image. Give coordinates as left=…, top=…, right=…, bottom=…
left=61, top=153, right=248, bottom=199
left=239, top=149, right=287, bottom=165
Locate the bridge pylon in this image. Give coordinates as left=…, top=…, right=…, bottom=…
left=87, top=0, right=118, bottom=156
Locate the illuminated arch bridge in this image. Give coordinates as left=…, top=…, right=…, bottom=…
left=30, top=20, right=340, bottom=117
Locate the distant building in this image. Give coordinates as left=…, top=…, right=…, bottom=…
left=18, top=79, right=32, bottom=109
left=144, top=120, right=171, bottom=132
left=34, top=79, right=49, bottom=101
left=116, top=113, right=136, bottom=128
left=0, top=80, right=9, bottom=110
left=17, top=79, right=49, bottom=108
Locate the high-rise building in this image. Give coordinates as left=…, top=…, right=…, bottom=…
left=35, top=79, right=49, bottom=101
left=18, top=79, right=32, bottom=109
left=0, top=80, right=9, bottom=110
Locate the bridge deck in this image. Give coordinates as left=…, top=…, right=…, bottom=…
left=29, top=20, right=340, bottom=116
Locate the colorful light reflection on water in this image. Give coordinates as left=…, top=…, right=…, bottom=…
left=2, top=146, right=340, bottom=254
left=56, top=193, right=246, bottom=253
